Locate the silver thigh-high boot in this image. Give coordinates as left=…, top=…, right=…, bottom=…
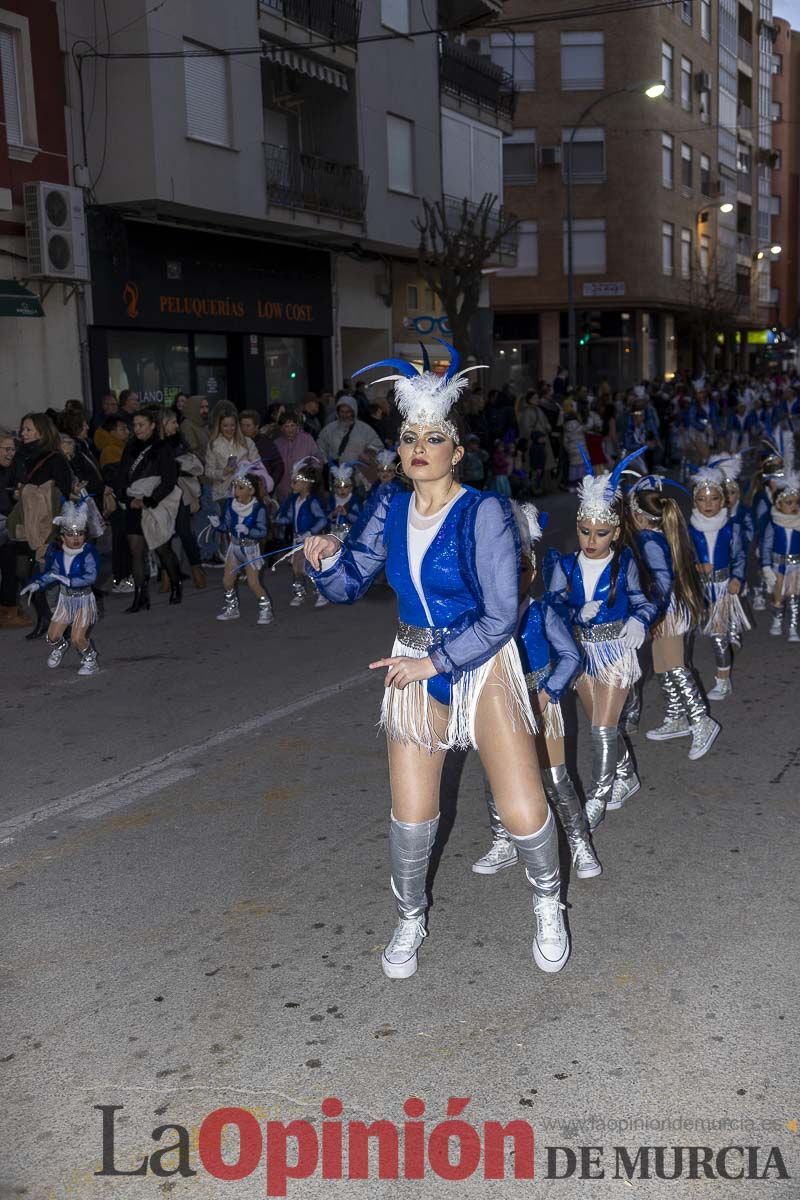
left=672, top=666, right=719, bottom=760
left=509, top=809, right=569, bottom=973
left=472, top=787, right=518, bottom=875
left=608, top=733, right=640, bottom=811
left=707, top=637, right=732, bottom=700
left=619, top=677, right=643, bottom=735
left=382, top=814, right=439, bottom=980
left=584, top=726, right=617, bottom=831
left=787, top=596, right=800, bottom=644
left=769, top=602, right=784, bottom=637
left=646, top=670, right=691, bottom=741
left=542, top=764, right=601, bottom=880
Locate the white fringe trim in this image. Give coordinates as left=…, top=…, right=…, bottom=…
left=543, top=698, right=565, bottom=742
left=781, top=565, right=800, bottom=597
left=579, top=638, right=642, bottom=690
left=702, top=589, right=752, bottom=637
left=52, top=588, right=97, bottom=628
left=379, top=637, right=536, bottom=753
left=654, top=599, right=694, bottom=638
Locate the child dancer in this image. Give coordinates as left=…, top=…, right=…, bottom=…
left=275, top=457, right=328, bottom=608
left=545, top=452, right=659, bottom=831
left=212, top=462, right=274, bottom=625
left=326, top=464, right=362, bottom=535
left=761, top=454, right=800, bottom=642
left=749, top=439, right=785, bottom=610
left=688, top=466, right=749, bottom=700
left=627, top=476, right=719, bottom=760
left=20, top=499, right=102, bottom=675
left=473, top=503, right=602, bottom=880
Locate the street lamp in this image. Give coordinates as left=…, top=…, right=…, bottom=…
left=565, top=81, right=664, bottom=386
left=753, top=244, right=782, bottom=259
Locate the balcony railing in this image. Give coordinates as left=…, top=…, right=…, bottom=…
left=439, top=37, right=514, bottom=120
left=264, top=144, right=367, bottom=222
left=442, top=194, right=518, bottom=261
left=259, top=0, right=361, bottom=45
left=738, top=36, right=754, bottom=66
left=737, top=102, right=752, bottom=129
left=736, top=232, right=752, bottom=257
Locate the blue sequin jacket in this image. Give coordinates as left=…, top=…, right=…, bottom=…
left=544, top=546, right=659, bottom=630
left=517, top=596, right=581, bottom=702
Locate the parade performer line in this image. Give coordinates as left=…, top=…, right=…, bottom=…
left=0, top=672, right=367, bottom=839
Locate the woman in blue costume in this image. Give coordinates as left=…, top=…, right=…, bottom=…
left=304, top=344, right=569, bottom=979
left=625, top=476, right=718, bottom=761
left=473, top=503, right=602, bottom=882
left=544, top=453, right=660, bottom=832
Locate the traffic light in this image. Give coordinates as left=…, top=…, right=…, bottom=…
left=289, top=370, right=297, bottom=379
left=579, top=317, right=591, bottom=347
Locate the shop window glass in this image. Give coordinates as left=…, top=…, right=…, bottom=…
left=106, top=331, right=191, bottom=406
left=264, top=336, right=309, bottom=410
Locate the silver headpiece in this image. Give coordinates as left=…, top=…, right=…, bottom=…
left=576, top=449, right=647, bottom=527
left=53, top=499, right=89, bottom=535
left=691, top=465, right=726, bottom=498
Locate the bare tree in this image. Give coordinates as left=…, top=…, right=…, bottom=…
left=681, top=243, right=744, bottom=372
left=415, top=194, right=518, bottom=360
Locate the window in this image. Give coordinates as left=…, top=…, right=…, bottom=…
left=517, top=220, right=539, bottom=274
left=771, top=100, right=781, bottom=122
left=737, top=142, right=751, bottom=176
left=699, top=79, right=711, bottom=123
left=771, top=194, right=781, bottom=215
left=183, top=40, right=231, bottom=147
left=562, top=127, right=605, bottom=182
left=681, top=228, right=692, bottom=279
left=662, top=132, right=674, bottom=188
left=489, top=32, right=535, bottom=90
left=681, top=0, right=692, bottom=24
left=680, top=56, right=692, bottom=112
left=700, top=152, right=711, bottom=195
left=406, top=284, right=419, bottom=310
left=661, top=41, right=673, bottom=99
left=0, top=26, right=21, bottom=146
left=681, top=143, right=692, bottom=192
left=700, top=234, right=710, bottom=273
left=701, top=0, right=711, bottom=41
left=773, top=148, right=782, bottom=170
left=772, top=53, right=782, bottom=74
left=380, top=0, right=410, bottom=34
left=386, top=113, right=414, bottom=193
left=560, top=31, right=604, bottom=91
left=562, top=218, right=607, bottom=274
left=662, top=221, right=674, bottom=276
left=441, top=111, right=501, bottom=201
left=503, top=129, right=537, bottom=183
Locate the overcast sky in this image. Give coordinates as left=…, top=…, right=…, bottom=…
left=773, top=0, right=800, bottom=25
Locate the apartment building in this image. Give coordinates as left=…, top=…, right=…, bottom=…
left=489, top=0, right=779, bottom=390
left=769, top=17, right=800, bottom=336
left=0, top=0, right=82, bottom=423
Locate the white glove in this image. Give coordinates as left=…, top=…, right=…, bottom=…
left=19, top=582, right=40, bottom=602
left=762, top=566, right=777, bottom=590
left=622, top=617, right=646, bottom=650
left=235, top=523, right=247, bottom=536
left=579, top=600, right=601, bottom=622
left=53, top=574, right=70, bottom=586
left=208, top=515, right=221, bottom=528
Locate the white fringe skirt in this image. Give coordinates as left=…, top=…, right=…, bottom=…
left=573, top=619, right=642, bottom=691
left=380, top=624, right=536, bottom=753
left=653, top=597, right=694, bottom=639
left=51, top=585, right=97, bottom=630
left=226, top=539, right=263, bottom=570
left=702, top=581, right=752, bottom=637
left=779, top=562, right=800, bottom=597
left=525, top=665, right=565, bottom=742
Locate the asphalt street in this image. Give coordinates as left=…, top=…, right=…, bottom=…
left=1, top=492, right=798, bottom=1199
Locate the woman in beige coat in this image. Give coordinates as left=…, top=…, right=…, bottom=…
left=205, top=408, right=259, bottom=508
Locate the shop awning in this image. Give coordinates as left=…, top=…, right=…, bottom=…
left=261, top=44, right=349, bottom=91
left=0, top=280, right=44, bottom=318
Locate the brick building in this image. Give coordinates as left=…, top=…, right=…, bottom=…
left=769, top=16, right=800, bottom=337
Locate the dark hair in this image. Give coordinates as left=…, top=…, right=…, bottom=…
left=239, top=408, right=262, bottom=426
left=102, top=414, right=128, bottom=433
left=61, top=409, right=89, bottom=439
left=278, top=410, right=301, bottom=427
left=20, top=412, right=60, bottom=453
left=234, top=471, right=266, bottom=502
left=604, top=499, right=626, bottom=608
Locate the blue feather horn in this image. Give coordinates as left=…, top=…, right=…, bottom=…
left=578, top=444, right=593, bottom=477
left=352, top=357, right=420, bottom=380
left=419, top=342, right=431, bottom=373
left=433, top=338, right=460, bottom=380
left=609, top=448, right=646, bottom=492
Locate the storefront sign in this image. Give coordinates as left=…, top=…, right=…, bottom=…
left=583, top=282, right=625, bottom=298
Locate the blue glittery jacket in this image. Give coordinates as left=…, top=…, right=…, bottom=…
left=34, top=543, right=99, bottom=590
left=325, top=492, right=362, bottom=530
left=760, top=518, right=800, bottom=570
left=307, top=486, right=522, bottom=703
left=218, top=498, right=268, bottom=544
left=636, top=529, right=674, bottom=620
left=688, top=517, right=746, bottom=582
left=729, top=500, right=755, bottom=555
left=516, top=596, right=581, bottom=702
left=275, top=494, right=327, bottom=537
left=544, top=547, right=659, bottom=631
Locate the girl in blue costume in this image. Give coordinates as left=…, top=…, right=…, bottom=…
left=210, top=462, right=275, bottom=626
left=761, top=450, right=800, bottom=642
left=625, top=477, right=718, bottom=761
left=688, top=466, right=749, bottom=701
left=21, top=499, right=103, bottom=675
left=304, top=344, right=569, bottom=979
left=275, top=457, right=328, bottom=609
left=544, top=453, right=661, bottom=832
left=473, top=503, right=602, bottom=882
left=749, top=438, right=785, bottom=611
left=326, top=464, right=362, bottom=535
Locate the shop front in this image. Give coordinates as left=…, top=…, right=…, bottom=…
left=88, top=220, right=332, bottom=412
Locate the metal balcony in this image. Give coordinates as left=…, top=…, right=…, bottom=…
left=264, top=144, right=366, bottom=222
left=259, top=0, right=361, bottom=46
left=442, top=194, right=518, bottom=263
left=737, top=102, right=752, bottom=129
left=439, top=37, right=514, bottom=120
left=737, top=36, right=753, bottom=66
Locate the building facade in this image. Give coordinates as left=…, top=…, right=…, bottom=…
left=0, top=0, right=83, bottom=425
left=489, top=0, right=779, bottom=391
left=769, top=17, right=799, bottom=337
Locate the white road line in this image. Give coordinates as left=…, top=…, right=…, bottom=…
left=0, top=671, right=369, bottom=839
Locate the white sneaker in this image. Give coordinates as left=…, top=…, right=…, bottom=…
left=572, top=838, right=602, bottom=879
left=788, top=627, right=800, bottom=644
left=646, top=716, right=691, bottom=741
left=532, top=895, right=570, bottom=973
left=112, top=577, right=134, bottom=594
left=707, top=676, right=732, bottom=701
left=752, top=593, right=766, bottom=611
left=471, top=838, right=518, bottom=875
left=289, top=594, right=305, bottom=608
left=770, top=616, right=783, bottom=636
left=687, top=716, right=720, bottom=760
left=607, top=774, right=641, bottom=810
left=46, top=639, right=69, bottom=669
left=314, top=593, right=329, bottom=609
left=257, top=601, right=274, bottom=625
left=382, top=917, right=426, bottom=979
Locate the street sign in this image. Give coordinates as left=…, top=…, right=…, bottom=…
left=582, top=281, right=625, bottom=297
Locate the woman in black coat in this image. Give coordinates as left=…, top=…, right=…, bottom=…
left=116, top=409, right=181, bottom=611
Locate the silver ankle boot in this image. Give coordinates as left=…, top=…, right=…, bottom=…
left=472, top=789, right=518, bottom=874
left=46, top=634, right=69, bottom=669
left=769, top=604, right=784, bottom=636
left=646, top=670, right=691, bottom=741
left=216, top=589, right=239, bottom=621
left=608, top=734, right=641, bottom=810
left=289, top=579, right=306, bottom=608
left=509, top=810, right=569, bottom=973
left=257, top=595, right=274, bottom=625
left=77, top=641, right=99, bottom=676
left=383, top=814, right=439, bottom=979
left=672, top=666, right=720, bottom=760
left=788, top=596, right=800, bottom=643
left=542, top=764, right=601, bottom=879
left=584, top=726, right=617, bottom=831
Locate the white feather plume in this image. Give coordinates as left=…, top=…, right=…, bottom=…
left=53, top=500, right=89, bottom=532
left=512, top=502, right=544, bottom=557
left=330, top=464, right=354, bottom=486
left=691, top=465, right=725, bottom=493
left=376, top=449, right=397, bottom=468
left=389, top=366, right=486, bottom=432
left=709, top=453, right=742, bottom=482
left=577, top=472, right=620, bottom=523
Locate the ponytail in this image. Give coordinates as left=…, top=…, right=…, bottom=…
left=659, top=497, right=706, bottom=628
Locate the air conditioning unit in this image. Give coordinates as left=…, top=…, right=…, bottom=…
left=539, top=145, right=562, bottom=167
left=695, top=70, right=712, bottom=92
left=758, top=147, right=779, bottom=168
left=23, top=182, right=90, bottom=282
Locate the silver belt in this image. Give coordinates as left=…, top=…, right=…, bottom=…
left=774, top=554, right=800, bottom=565
left=708, top=568, right=730, bottom=583
left=525, top=664, right=550, bottom=691
left=573, top=619, right=625, bottom=643
left=62, top=585, right=92, bottom=596
left=397, top=620, right=449, bottom=651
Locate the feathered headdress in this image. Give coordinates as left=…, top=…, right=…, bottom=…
left=376, top=449, right=398, bottom=470
left=512, top=502, right=548, bottom=559
left=330, top=463, right=354, bottom=488
left=627, top=473, right=689, bottom=524
left=707, top=454, right=742, bottom=484
left=352, top=340, right=485, bottom=445
left=775, top=437, right=798, bottom=496
left=291, top=456, right=322, bottom=483
left=53, top=498, right=89, bottom=535
left=231, top=459, right=274, bottom=496
left=690, top=464, right=726, bottom=497
left=576, top=448, right=646, bottom=526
